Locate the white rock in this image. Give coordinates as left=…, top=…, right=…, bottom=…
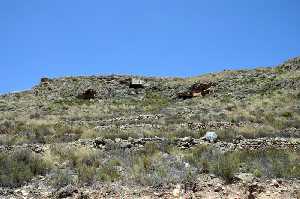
left=203, top=131, right=218, bottom=142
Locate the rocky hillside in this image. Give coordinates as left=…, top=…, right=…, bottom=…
left=0, top=57, right=299, bottom=198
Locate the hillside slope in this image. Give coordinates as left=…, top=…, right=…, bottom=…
left=0, top=57, right=299, bottom=198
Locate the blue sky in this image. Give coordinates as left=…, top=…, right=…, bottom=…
left=0, top=0, right=300, bottom=94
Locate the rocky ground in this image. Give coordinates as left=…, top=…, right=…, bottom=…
left=0, top=57, right=299, bottom=198
left=1, top=174, right=299, bottom=198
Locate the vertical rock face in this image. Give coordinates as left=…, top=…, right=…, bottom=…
left=190, top=82, right=216, bottom=97
left=177, top=82, right=216, bottom=99
left=77, top=89, right=97, bottom=100
left=129, top=78, right=145, bottom=89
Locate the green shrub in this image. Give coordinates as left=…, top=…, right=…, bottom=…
left=253, top=168, right=262, bottom=178
left=212, top=152, right=240, bottom=183
left=238, top=149, right=300, bottom=179
left=0, top=149, right=52, bottom=187
left=97, top=159, right=121, bottom=182
left=281, top=111, right=292, bottom=118
left=184, top=144, right=209, bottom=167
left=143, top=142, right=160, bottom=155
left=143, top=92, right=170, bottom=112
left=217, top=128, right=238, bottom=141
left=99, top=128, right=139, bottom=140
left=51, top=169, right=76, bottom=188
left=78, top=165, right=96, bottom=184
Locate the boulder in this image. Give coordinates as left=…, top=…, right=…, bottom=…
left=203, top=131, right=218, bottom=143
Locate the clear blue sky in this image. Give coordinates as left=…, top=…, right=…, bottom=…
left=1, top=0, right=300, bottom=94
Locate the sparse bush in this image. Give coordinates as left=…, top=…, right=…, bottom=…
left=51, top=169, right=76, bottom=188
left=97, top=159, right=121, bottom=182
left=253, top=168, right=262, bottom=178
left=143, top=92, right=170, bottom=112
left=168, top=128, right=201, bottom=139
left=217, top=128, right=238, bottom=141
left=237, top=149, right=300, bottom=179
left=131, top=147, right=195, bottom=187
left=184, top=144, right=210, bottom=169
left=99, top=128, right=140, bottom=140
left=164, top=114, right=186, bottom=125
left=51, top=145, right=101, bottom=168
left=281, top=111, right=293, bottom=118
left=0, top=149, right=52, bottom=187
left=50, top=145, right=122, bottom=184
left=212, top=152, right=240, bottom=183
left=78, top=164, right=96, bottom=184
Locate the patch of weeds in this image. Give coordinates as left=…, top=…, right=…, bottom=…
left=143, top=92, right=170, bottom=112
left=50, top=99, right=93, bottom=110
left=0, top=149, right=52, bottom=187
left=264, top=113, right=286, bottom=130
left=238, top=149, right=300, bottom=178
left=184, top=144, right=210, bottom=172
left=51, top=145, right=122, bottom=184
left=217, top=128, right=239, bottom=141
left=238, top=125, right=275, bottom=139
left=281, top=111, right=293, bottom=118
left=220, top=94, right=233, bottom=103
left=131, top=147, right=194, bottom=187
left=0, top=120, right=26, bottom=135
left=212, top=152, right=241, bottom=183
left=97, top=159, right=122, bottom=182
left=164, top=114, right=186, bottom=125
left=51, top=169, right=77, bottom=188
left=143, top=142, right=160, bottom=155
left=253, top=168, right=263, bottom=178
left=98, top=128, right=140, bottom=140
left=77, top=164, right=96, bottom=184
left=168, top=128, right=201, bottom=139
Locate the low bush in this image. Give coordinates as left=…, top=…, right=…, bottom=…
left=97, top=159, right=122, bottom=182
left=239, top=149, right=300, bottom=178
left=0, top=149, right=52, bottom=187
left=78, top=164, right=96, bottom=184
left=212, top=152, right=240, bottom=183
left=51, top=169, right=76, bottom=188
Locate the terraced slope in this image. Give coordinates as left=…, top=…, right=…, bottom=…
left=0, top=57, right=299, bottom=198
